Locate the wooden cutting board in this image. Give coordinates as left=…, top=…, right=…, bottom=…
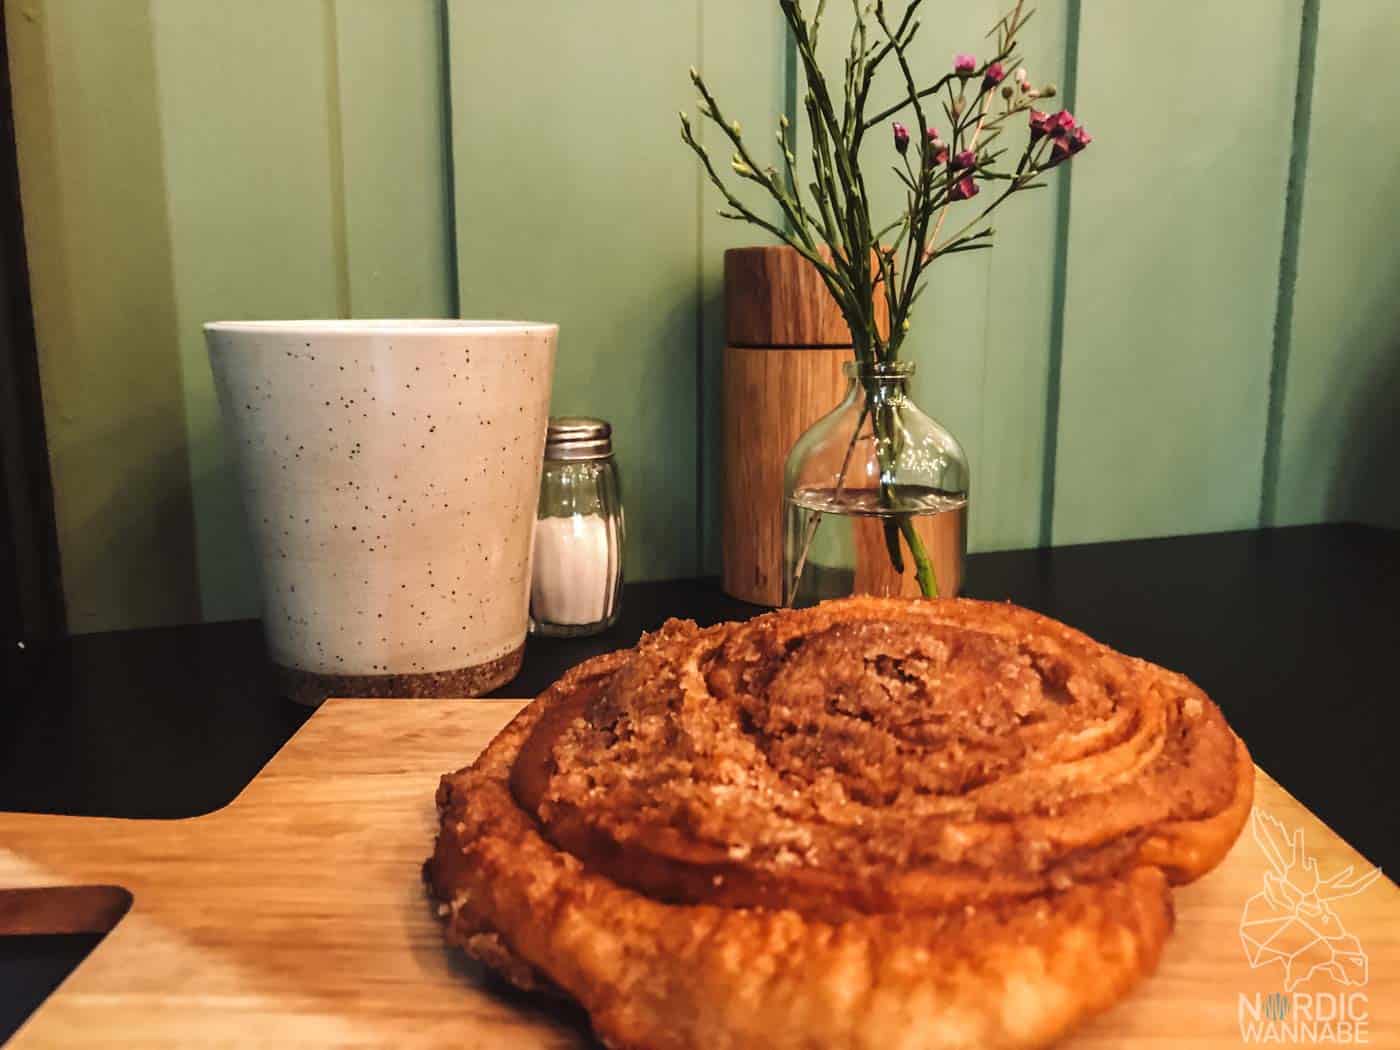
left=2, top=700, right=1396, bottom=1048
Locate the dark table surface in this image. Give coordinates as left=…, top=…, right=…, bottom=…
left=2, top=523, right=1398, bottom=1040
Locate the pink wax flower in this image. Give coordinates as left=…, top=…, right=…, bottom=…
left=892, top=121, right=910, bottom=154
left=983, top=62, right=1006, bottom=89
left=954, top=53, right=977, bottom=76
left=1028, top=109, right=1051, bottom=141
left=1044, top=122, right=1092, bottom=167
left=1048, top=110, right=1077, bottom=138
left=949, top=175, right=979, bottom=201
left=950, top=149, right=976, bottom=171
left=925, top=126, right=940, bottom=145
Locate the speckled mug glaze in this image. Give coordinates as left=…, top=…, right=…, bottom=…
left=205, top=320, right=556, bottom=703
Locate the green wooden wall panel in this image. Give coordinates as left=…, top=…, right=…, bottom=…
left=12, top=0, right=449, bottom=630
left=446, top=1, right=701, bottom=582
left=895, top=0, right=1068, bottom=556
left=697, top=1, right=789, bottom=575
left=1273, top=3, right=1400, bottom=529
left=959, top=0, right=1067, bottom=553
left=6, top=0, right=200, bottom=633
left=333, top=0, right=454, bottom=319
left=15, top=0, right=1399, bottom=634
left=150, top=0, right=346, bottom=622
left=152, top=0, right=449, bottom=621
left=1051, top=1, right=1300, bottom=545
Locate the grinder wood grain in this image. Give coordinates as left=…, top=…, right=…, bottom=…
left=1, top=699, right=1396, bottom=1048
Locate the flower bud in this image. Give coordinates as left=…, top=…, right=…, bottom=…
left=983, top=62, right=1006, bottom=89
left=689, top=66, right=700, bottom=83
left=951, top=96, right=966, bottom=117
left=949, top=176, right=979, bottom=201
left=731, top=156, right=753, bottom=177
left=731, top=120, right=742, bottom=136
left=1001, top=84, right=1015, bottom=100
left=892, top=121, right=911, bottom=154
left=1015, top=66, right=1029, bottom=84
left=1028, top=108, right=1051, bottom=141
left=950, top=149, right=976, bottom=171
left=954, top=53, right=977, bottom=76
left=779, top=114, right=790, bottom=130
left=1041, top=83, right=1058, bottom=99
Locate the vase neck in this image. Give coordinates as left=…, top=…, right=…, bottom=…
left=842, top=360, right=914, bottom=404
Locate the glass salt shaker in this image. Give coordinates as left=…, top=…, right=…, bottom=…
left=530, top=418, right=624, bottom=637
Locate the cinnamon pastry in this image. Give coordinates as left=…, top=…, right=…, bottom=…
left=428, top=597, right=1253, bottom=1049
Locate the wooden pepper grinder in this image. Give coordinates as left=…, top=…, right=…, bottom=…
left=721, top=246, right=888, bottom=606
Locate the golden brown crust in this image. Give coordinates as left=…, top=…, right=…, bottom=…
left=427, top=598, right=1252, bottom=1050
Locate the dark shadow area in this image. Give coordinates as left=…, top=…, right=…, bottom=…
left=472, top=967, right=603, bottom=1050
left=0, top=886, right=130, bottom=1043
left=0, top=619, right=312, bottom=819
left=0, top=933, right=103, bottom=1044
left=0, top=4, right=64, bottom=646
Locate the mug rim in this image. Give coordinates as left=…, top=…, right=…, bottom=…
left=204, top=319, right=557, bottom=336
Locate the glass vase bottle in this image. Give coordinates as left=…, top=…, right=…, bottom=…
left=783, top=361, right=969, bottom=607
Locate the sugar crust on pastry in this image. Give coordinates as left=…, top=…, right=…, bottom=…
left=427, top=597, right=1253, bottom=1050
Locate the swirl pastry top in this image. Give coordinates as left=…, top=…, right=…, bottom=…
left=429, top=598, right=1253, bottom=1050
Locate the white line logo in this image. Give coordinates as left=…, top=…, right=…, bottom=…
left=1240, top=810, right=1382, bottom=991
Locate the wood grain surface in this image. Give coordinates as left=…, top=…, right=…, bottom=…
left=724, top=246, right=848, bottom=348
left=447, top=0, right=702, bottom=585
left=2, top=699, right=1396, bottom=1048
left=721, top=345, right=849, bottom=605
left=724, top=246, right=890, bottom=348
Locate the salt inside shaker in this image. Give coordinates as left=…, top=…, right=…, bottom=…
left=530, top=418, right=624, bottom=636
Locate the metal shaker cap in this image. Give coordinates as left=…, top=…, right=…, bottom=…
left=544, top=417, right=613, bottom=461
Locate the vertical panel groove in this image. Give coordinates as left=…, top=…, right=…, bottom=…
left=436, top=0, right=460, bottom=318
left=1037, top=0, right=1080, bottom=548
left=322, top=0, right=351, bottom=316
left=1259, top=0, right=1318, bottom=527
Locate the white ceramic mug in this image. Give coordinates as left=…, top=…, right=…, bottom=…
left=205, top=320, right=557, bottom=702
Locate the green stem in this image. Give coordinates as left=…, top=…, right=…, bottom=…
left=900, top=514, right=938, bottom=597
left=865, top=376, right=938, bottom=598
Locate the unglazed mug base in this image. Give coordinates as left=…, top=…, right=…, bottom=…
left=272, top=643, right=525, bottom=706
